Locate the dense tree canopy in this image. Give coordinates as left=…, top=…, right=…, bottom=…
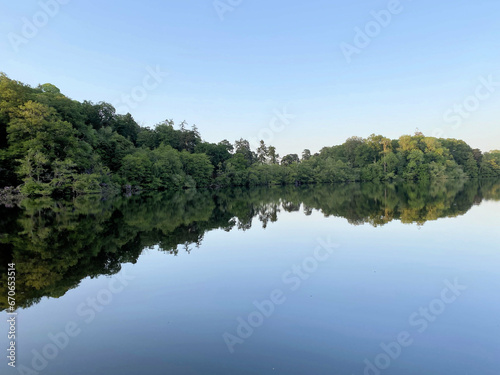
left=1, top=73, right=499, bottom=196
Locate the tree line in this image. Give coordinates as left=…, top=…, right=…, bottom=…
left=1, top=73, right=499, bottom=196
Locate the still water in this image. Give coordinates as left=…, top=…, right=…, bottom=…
left=1, top=180, right=500, bottom=374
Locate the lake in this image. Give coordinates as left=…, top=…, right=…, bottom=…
left=1, top=179, right=500, bottom=375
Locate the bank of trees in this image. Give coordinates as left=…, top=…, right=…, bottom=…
left=1, top=73, right=499, bottom=196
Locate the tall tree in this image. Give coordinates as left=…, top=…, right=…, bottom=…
left=256, top=140, right=268, bottom=164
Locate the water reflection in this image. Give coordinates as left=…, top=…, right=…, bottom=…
left=1, top=179, right=499, bottom=311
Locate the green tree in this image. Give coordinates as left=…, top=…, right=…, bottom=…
left=180, top=151, right=214, bottom=187
left=281, top=154, right=300, bottom=166
left=268, top=146, right=279, bottom=164
left=234, top=138, right=255, bottom=166
left=120, top=149, right=154, bottom=186
left=256, top=140, right=268, bottom=164
left=302, top=149, right=311, bottom=161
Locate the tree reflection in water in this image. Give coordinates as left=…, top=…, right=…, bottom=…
left=1, top=179, right=499, bottom=311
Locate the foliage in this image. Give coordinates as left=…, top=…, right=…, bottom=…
left=0, top=73, right=498, bottom=196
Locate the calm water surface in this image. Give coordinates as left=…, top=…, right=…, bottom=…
left=1, top=180, right=500, bottom=375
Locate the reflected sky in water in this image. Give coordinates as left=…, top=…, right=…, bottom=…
left=1, top=180, right=499, bottom=374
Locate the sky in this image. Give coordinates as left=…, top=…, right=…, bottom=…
left=1, top=0, right=499, bottom=155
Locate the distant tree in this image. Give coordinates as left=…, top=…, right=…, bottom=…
left=281, top=154, right=300, bottom=166
left=180, top=151, right=214, bottom=187
left=343, top=136, right=365, bottom=166
left=195, top=141, right=232, bottom=172
left=302, top=149, right=311, bottom=161
left=380, top=137, right=392, bottom=173
left=472, top=148, right=483, bottom=164
left=82, top=101, right=116, bottom=130
left=268, top=146, right=279, bottom=164
left=136, top=127, right=159, bottom=149
left=219, top=139, right=234, bottom=153
left=113, top=113, right=140, bottom=145
left=95, top=127, right=134, bottom=172
left=256, top=140, right=268, bottom=164
left=120, top=149, right=154, bottom=186
left=234, top=138, right=255, bottom=165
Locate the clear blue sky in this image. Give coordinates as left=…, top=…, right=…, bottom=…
left=1, top=0, right=499, bottom=155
